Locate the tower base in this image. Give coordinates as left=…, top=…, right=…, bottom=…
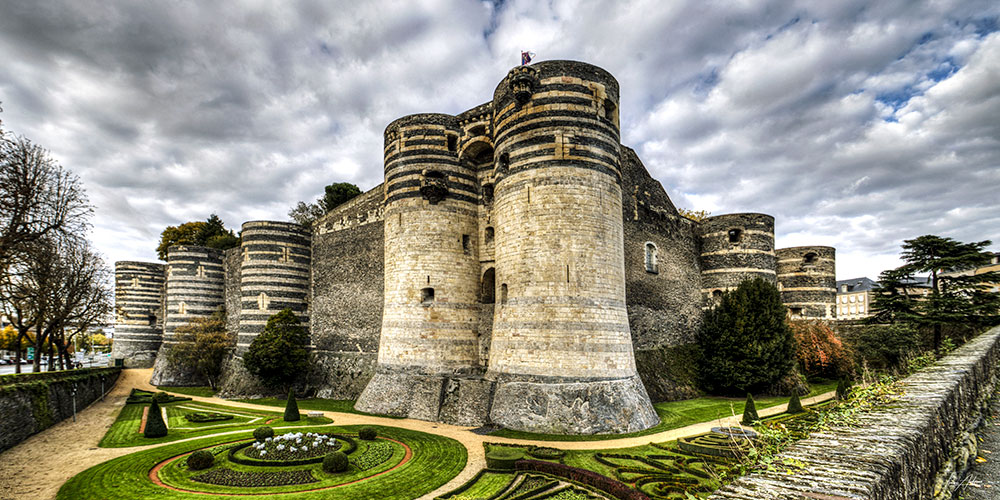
left=355, top=369, right=493, bottom=427
left=489, top=375, right=659, bottom=435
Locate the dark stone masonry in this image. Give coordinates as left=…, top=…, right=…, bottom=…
left=710, top=324, right=1000, bottom=500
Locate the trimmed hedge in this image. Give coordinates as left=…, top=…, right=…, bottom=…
left=125, top=388, right=191, bottom=405
left=486, top=448, right=524, bottom=470
left=0, top=367, right=120, bottom=387
left=514, top=460, right=650, bottom=500
left=144, top=400, right=168, bottom=438
left=186, top=450, right=214, bottom=470
left=184, top=412, right=233, bottom=423
left=323, top=451, right=349, bottom=473
left=359, top=426, right=377, bottom=441
left=253, top=426, right=274, bottom=442
left=284, top=389, right=300, bottom=422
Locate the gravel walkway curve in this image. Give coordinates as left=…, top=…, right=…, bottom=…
left=0, top=368, right=835, bottom=500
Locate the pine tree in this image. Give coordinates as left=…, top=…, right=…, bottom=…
left=741, top=393, right=759, bottom=425
left=284, top=388, right=300, bottom=422
left=696, top=278, right=797, bottom=395
left=144, top=399, right=168, bottom=438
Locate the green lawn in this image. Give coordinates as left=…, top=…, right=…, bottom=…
left=99, top=400, right=333, bottom=448
left=61, top=425, right=467, bottom=500
left=234, top=397, right=404, bottom=418
left=488, top=380, right=838, bottom=441
left=157, top=385, right=219, bottom=398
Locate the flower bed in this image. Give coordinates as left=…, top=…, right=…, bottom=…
left=184, top=412, right=234, bottom=423
left=190, top=468, right=318, bottom=487
left=244, top=431, right=342, bottom=461
left=352, top=440, right=395, bottom=471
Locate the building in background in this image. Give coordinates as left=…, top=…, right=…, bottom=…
left=836, top=277, right=877, bottom=320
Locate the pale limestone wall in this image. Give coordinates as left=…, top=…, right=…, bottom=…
left=111, top=261, right=165, bottom=368
left=776, top=245, right=837, bottom=320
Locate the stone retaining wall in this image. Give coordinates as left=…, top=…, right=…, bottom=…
left=711, top=324, right=1000, bottom=500
left=0, top=367, right=121, bottom=453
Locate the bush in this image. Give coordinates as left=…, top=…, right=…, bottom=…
left=358, top=426, right=377, bottom=441
left=253, top=426, right=274, bottom=442
left=153, top=391, right=171, bottom=403
left=187, top=450, right=214, bottom=470
left=696, top=278, right=797, bottom=395
left=786, top=392, right=804, bottom=414
left=144, top=400, right=168, bottom=438
left=242, top=309, right=310, bottom=389
left=322, top=451, right=349, bottom=473
left=485, top=447, right=524, bottom=470
left=514, top=459, right=648, bottom=500
left=284, top=389, right=300, bottom=422
left=848, top=323, right=923, bottom=371
left=184, top=412, right=233, bottom=423
left=790, top=320, right=854, bottom=378
left=836, top=379, right=851, bottom=400
left=741, top=393, right=758, bottom=425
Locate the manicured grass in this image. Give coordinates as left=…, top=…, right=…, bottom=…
left=234, top=397, right=404, bottom=418
left=60, top=424, right=467, bottom=500
left=438, top=471, right=517, bottom=499
left=158, top=385, right=219, bottom=398
left=488, top=380, right=838, bottom=441
left=99, top=400, right=332, bottom=448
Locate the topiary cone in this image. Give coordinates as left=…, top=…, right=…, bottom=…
left=741, top=393, right=759, bottom=425
left=144, top=399, right=168, bottom=438
left=786, top=391, right=804, bottom=414
left=836, top=379, right=850, bottom=400
left=284, top=388, right=300, bottom=422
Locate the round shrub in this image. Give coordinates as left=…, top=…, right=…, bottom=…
left=358, top=426, right=377, bottom=441
left=322, top=451, right=349, bottom=473
left=485, top=447, right=524, bottom=470
left=527, top=446, right=565, bottom=460
left=187, top=450, right=215, bottom=470
left=152, top=391, right=171, bottom=403
left=253, top=426, right=274, bottom=442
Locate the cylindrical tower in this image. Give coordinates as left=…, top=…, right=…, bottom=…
left=698, top=213, right=776, bottom=305
left=236, top=221, right=311, bottom=352
left=150, top=245, right=226, bottom=385
left=111, top=261, right=165, bottom=368
left=485, top=61, right=658, bottom=434
left=776, top=246, right=836, bottom=320
left=355, top=113, right=483, bottom=419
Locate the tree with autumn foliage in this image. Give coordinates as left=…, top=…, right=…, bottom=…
left=789, top=320, right=854, bottom=379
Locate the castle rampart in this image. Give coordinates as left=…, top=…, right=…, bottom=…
left=698, top=213, right=776, bottom=305
left=110, top=261, right=166, bottom=368
left=776, top=245, right=837, bottom=320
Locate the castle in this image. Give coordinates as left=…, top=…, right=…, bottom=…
left=112, top=61, right=836, bottom=434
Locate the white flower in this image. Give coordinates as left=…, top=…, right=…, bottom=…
left=276, top=444, right=285, bottom=451
left=301, top=446, right=308, bottom=451
left=290, top=446, right=297, bottom=452
left=260, top=450, right=266, bottom=456
left=265, top=437, right=272, bottom=442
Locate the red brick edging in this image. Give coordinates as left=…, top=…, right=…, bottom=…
left=137, top=406, right=149, bottom=434
left=148, top=437, right=413, bottom=496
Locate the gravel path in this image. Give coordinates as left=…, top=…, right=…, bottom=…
left=0, top=368, right=835, bottom=500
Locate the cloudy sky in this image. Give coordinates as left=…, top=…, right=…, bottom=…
left=0, top=0, right=997, bottom=280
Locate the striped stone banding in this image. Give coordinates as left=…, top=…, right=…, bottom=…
left=776, top=246, right=836, bottom=319
left=163, top=246, right=225, bottom=342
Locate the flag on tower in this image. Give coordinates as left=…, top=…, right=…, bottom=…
left=521, top=51, right=534, bottom=65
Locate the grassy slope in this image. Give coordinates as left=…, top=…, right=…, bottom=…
left=61, top=425, right=467, bottom=500
left=99, top=401, right=332, bottom=448
left=488, top=380, right=838, bottom=441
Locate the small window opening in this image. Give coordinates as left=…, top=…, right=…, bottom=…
left=728, top=228, right=743, bottom=244
left=469, top=125, right=486, bottom=136
left=462, top=234, right=471, bottom=255
left=497, top=153, right=510, bottom=173
left=603, top=98, right=617, bottom=124
left=482, top=268, right=495, bottom=304
left=482, top=183, right=494, bottom=203
left=841, top=284, right=848, bottom=293
left=644, top=242, right=659, bottom=274
left=421, top=287, right=435, bottom=306
left=485, top=226, right=495, bottom=245
left=803, top=252, right=818, bottom=264
left=148, top=314, right=156, bottom=326
left=500, top=284, right=508, bottom=305
left=712, top=290, right=723, bottom=299
left=446, top=134, right=457, bottom=152
left=789, top=307, right=803, bottom=317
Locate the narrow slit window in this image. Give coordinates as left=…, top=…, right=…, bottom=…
left=446, top=134, right=457, bottom=152
left=462, top=234, right=471, bottom=255
left=482, top=268, right=495, bottom=304
left=803, top=252, right=818, bottom=264
left=500, top=284, right=508, bottom=305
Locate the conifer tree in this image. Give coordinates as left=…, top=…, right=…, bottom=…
left=786, top=391, right=804, bottom=414
left=284, top=388, right=300, bottom=422
left=741, top=393, right=759, bottom=425
left=144, top=399, right=168, bottom=438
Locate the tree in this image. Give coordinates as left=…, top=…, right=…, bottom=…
left=789, top=320, right=853, bottom=379
left=167, top=308, right=234, bottom=390
left=156, top=214, right=240, bottom=260
left=872, top=235, right=1000, bottom=352
left=288, top=182, right=361, bottom=227
left=284, top=388, right=300, bottom=422
left=0, top=134, right=91, bottom=272
left=144, top=399, right=168, bottom=438
left=242, top=309, right=310, bottom=390
left=696, top=278, right=797, bottom=395
left=677, top=208, right=711, bottom=222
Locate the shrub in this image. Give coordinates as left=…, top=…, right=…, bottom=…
left=527, top=446, right=565, bottom=460
left=789, top=320, right=854, bottom=378
left=187, top=450, right=214, bottom=470
left=152, top=391, right=171, bottom=403
left=242, top=309, right=310, bottom=389
left=322, top=451, right=349, bottom=473
left=485, top=447, right=524, bottom=470
left=184, top=412, right=233, bottom=423
left=847, top=323, right=923, bottom=371
left=144, top=400, right=168, bottom=438
left=786, top=392, right=804, bottom=414
left=284, top=389, right=300, bottom=422
left=253, top=426, right=274, bottom=442
left=514, top=459, right=649, bottom=500
left=741, top=393, right=759, bottom=425
left=358, top=426, right=377, bottom=441
left=836, top=379, right=851, bottom=400
left=696, top=278, right=797, bottom=395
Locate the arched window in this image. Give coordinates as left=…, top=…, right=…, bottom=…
left=485, top=226, right=495, bottom=246
left=644, top=242, right=658, bottom=274
left=481, top=268, right=495, bottom=304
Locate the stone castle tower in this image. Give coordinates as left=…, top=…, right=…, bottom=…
left=112, top=60, right=835, bottom=434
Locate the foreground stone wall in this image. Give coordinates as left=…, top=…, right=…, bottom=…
left=0, top=368, right=120, bottom=453
left=711, top=324, right=1000, bottom=500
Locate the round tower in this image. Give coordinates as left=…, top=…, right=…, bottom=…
left=236, top=220, right=312, bottom=352
left=111, top=261, right=165, bottom=368
left=355, top=113, right=483, bottom=419
left=485, top=60, right=658, bottom=434
left=150, top=245, right=226, bottom=385
left=698, top=213, right=776, bottom=305
left=776, top=246, right=836, bottom=320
